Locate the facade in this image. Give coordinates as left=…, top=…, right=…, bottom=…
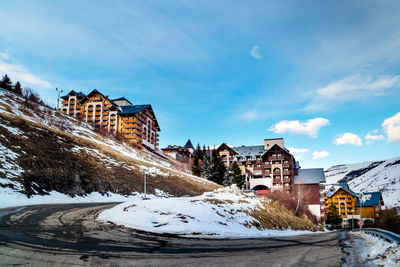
left=323, top=184, right=384, bottom=227
left=217, top=138, right=300, bottom=192
left=294, top=168, right=326, bottom=220
left=60, top=89, right=160, bottom=150
left=161, top=139, right=194, bottom=163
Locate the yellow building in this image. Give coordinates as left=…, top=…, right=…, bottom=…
left=324, top=184, right=384, bottom=227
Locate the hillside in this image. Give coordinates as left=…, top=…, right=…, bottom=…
left=0, top=90, right=220, bottom=207
left=325, top=156, right=400, bottom=207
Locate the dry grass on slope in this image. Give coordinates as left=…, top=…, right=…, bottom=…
left=0, top=109, right=220, bottom=198
left=248, top=200, right=324, bottom=231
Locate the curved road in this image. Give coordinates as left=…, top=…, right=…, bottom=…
left=0, top=203, right=345, bottom=266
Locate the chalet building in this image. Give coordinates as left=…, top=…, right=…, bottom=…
left=161, top=139, right=194, bottom=163
left=217, top=138, right=300, bottom=193
left=60, top=89, right=160, bottom=150
left=323, top=184, right=384, bottom=227
left=294, top=168, right=326, bottom=220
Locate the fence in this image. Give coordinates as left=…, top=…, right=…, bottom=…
left=357, top=228, right=400, bottom=244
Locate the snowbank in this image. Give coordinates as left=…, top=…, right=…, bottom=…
left=352, top=231, right=400, bottom=266
left=98, top=187, right=320, bottom=239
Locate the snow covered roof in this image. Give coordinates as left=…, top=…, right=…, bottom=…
left=294, top=168, right=326, bottom=184
left=355, top=192, right=383, bottom=207
left=232, top=145, right=266, bottom=160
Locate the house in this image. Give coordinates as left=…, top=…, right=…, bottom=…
left=217, top=138, right=300, bottom=192
left=161, top=139, right=194, bottom=163
left=60, top=89, right=160, bottom=150
left=323, top=183, right=384, bottom=227
left=294, top=168, right=326, bottom=220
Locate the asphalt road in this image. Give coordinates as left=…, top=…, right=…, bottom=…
left=0, top=203, right=345, bottom=266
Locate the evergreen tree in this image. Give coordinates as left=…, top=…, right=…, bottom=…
left=326, top=205, right=343, bottom=229
left=209, top=149, right=226, bottom=185
left=191, top=143, right=203, bottom=176
left=202, top=147, right=214, bottom=179
left=230, top=161, right=245, bottom=187
left=0, top=74, right=13, bottom=91
left=13, top=81, right=22, bottom=95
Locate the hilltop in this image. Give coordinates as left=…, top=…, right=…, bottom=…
left=0, top=90, right=220, bottom=207
left=325, top=156, right=400, bottom=207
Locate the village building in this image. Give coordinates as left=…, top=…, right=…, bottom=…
left=161, top=139, right=194, bottom=163
left=60, top=89, right=160, bottom=150
left=323, top=184, right=384, bottom=227
left=217, top=138, right=300, bottom=192
left=294, top=168, right=326, bottom=220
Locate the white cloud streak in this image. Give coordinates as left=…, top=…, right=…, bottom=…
left=365, top=133, right=385, bottom=145
left=313, top=151, right=329, bottom=159
left=0, top=59, right=52, bottom=88
left=334, top=132, right=362, bottom=146
left=268, top=118, right=330, bottom=138
left=382, top=112, right=400, bottom=142
left=287, top=147, right=309, bottom=154
left=306, top=75, right=400, bottom=110
left=250, top=45, right=261, bottom=59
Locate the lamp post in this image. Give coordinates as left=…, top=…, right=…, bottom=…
left=144, top=173, right=146, bottom=199
left=359, top=192, right=363, bottom=229
left=351, top=209, right=354, bottom=230
left=56, top=88, right=63, bottom=110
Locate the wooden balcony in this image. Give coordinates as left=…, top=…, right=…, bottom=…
left=283, top=171, right=291, bottom=175
left=283, top=178, right=291, bottom=183
left=283, top=163, right=291, bottom=168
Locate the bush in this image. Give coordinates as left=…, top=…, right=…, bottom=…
left=376, top=208, right=400, bottom=234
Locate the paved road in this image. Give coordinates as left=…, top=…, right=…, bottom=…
left=0, top=203, right=345, bottom=266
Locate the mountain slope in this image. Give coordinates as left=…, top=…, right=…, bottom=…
left=0, top=90, right=220, bottom=205
left=325, top=156, right=400, bottom=207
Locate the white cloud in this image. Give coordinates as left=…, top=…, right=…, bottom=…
left=365, top=133, right=385, bottom=145
left=306, top=75, right=400, bottom=110
left=241, top=110, right=259, bottom=120
left=287, top=147, right=309, bottom=154
left=268, top=118, right=330, bottom=138
left=334, top=132, right=362, bottom=146
left=313, top=151, right=329, bottom=159
left=250, top=45, right=261, bottom=59
left=0, top=59, right=52, bottom=88
left=382, top=112, right=400, bottom=142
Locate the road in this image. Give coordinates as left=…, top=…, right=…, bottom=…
left=0, top=203, right=345, bottom=266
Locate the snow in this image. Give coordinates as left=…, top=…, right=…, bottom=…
left=98, top=186, right=321, bottom=239
left=0, top=124, right=23, bottom=135
left=325, top=156, right=400, bottom=207
left=0, top=143, right=24, bottom=179
left=351, top=231, right=400, bottom=266
left=0, top=185, right=171, bottom=209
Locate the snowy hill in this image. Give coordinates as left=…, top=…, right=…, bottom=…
left=325, top=156, right=400, bottom=208
left=0, top=90, right=219, bottom=208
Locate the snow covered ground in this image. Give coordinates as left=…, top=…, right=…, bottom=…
left=324, top=156, right=400, bottom=207
left=98, top=187, right=322, bottom=239
left=351, top=231, right=400, bottom=266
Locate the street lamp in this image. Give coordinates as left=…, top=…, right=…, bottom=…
left=359, top=192, right=363, bottom=229
left=56, top=88, right=63, bottom=110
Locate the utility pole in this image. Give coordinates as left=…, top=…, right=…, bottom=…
left=351, top=209, right=354, bottom=230
left=359, top=192, right=363, bottom=230
left=144, top=173, right=146, bottom=199
left=56, top=88, right=63, bottom=110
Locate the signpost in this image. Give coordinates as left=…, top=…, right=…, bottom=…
left=358, top=220, right=364, bottom=227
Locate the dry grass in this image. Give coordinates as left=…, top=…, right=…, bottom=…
left=203, top=198, right=234, bottom=205
left=247, top=201, right=324, bottom=231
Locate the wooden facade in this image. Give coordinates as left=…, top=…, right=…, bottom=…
left=60, top=89, right=160, bottom=150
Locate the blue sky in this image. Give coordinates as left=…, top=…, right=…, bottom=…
left=1, top=0, right=400, bottom=169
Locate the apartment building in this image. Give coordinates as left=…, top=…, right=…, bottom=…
left=60, top=89, right=160, bottom=150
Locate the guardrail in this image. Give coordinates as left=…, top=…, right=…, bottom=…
left=357, top=228, right=400, bottom=244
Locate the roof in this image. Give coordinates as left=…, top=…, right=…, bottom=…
left=112, top=97, right=133, bottom=106
left=232, top=145, right=266, bottom=160
left=325, top=185, right=358, bottom=198
left=184, top=139, right=194, bottom=149
left=118, top=105, right=150, bottom=115
left=355, top=192, right=383, bottom=207
left=294, top=168, right=326, bottom=184
left=61, top=90, right=86, bottom=100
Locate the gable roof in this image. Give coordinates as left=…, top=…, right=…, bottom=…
left=294, top=168, right=326, bottom=184
left=355, top=192, right=383, bottom=207
left=184, top=139, right=194, bottom=149
left=217, top=143, right=238, bottom=155
left=261, top=144, right=293, bottom=160
left=325, top=185, right=358, bottom=198
left=112, top=97, right=133, bottom=106
left=79, top=89, right=120, bottom=109
left=61, top=90, right=86, bottom=100
left=119, top=104, right=160, bottom=130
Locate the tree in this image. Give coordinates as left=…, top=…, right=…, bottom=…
left=202, top=147, right=214, bottom=179
left=209, top=149, right=226, bottom=185
left=191, top=143, right=203, bottom=176
left=0, top=74, right=13, bottom=91
left=13, top=81, right=22, bottom=95
left=326, top=205, right=343, bottom=228
left=230, top=161, right=244, bottom=187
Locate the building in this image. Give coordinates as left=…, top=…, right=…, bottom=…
left=323, top=184, right=384, bottom=227
left=161, top=139, right=194, bottom=163
left=60, top=89, right=160, bottom=150
left=294, top=168, right=326, bottom=220
left=217, top=138, right=300, bottom=192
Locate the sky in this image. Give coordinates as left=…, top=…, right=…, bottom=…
left=1, top=0, right=400, bottom=169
